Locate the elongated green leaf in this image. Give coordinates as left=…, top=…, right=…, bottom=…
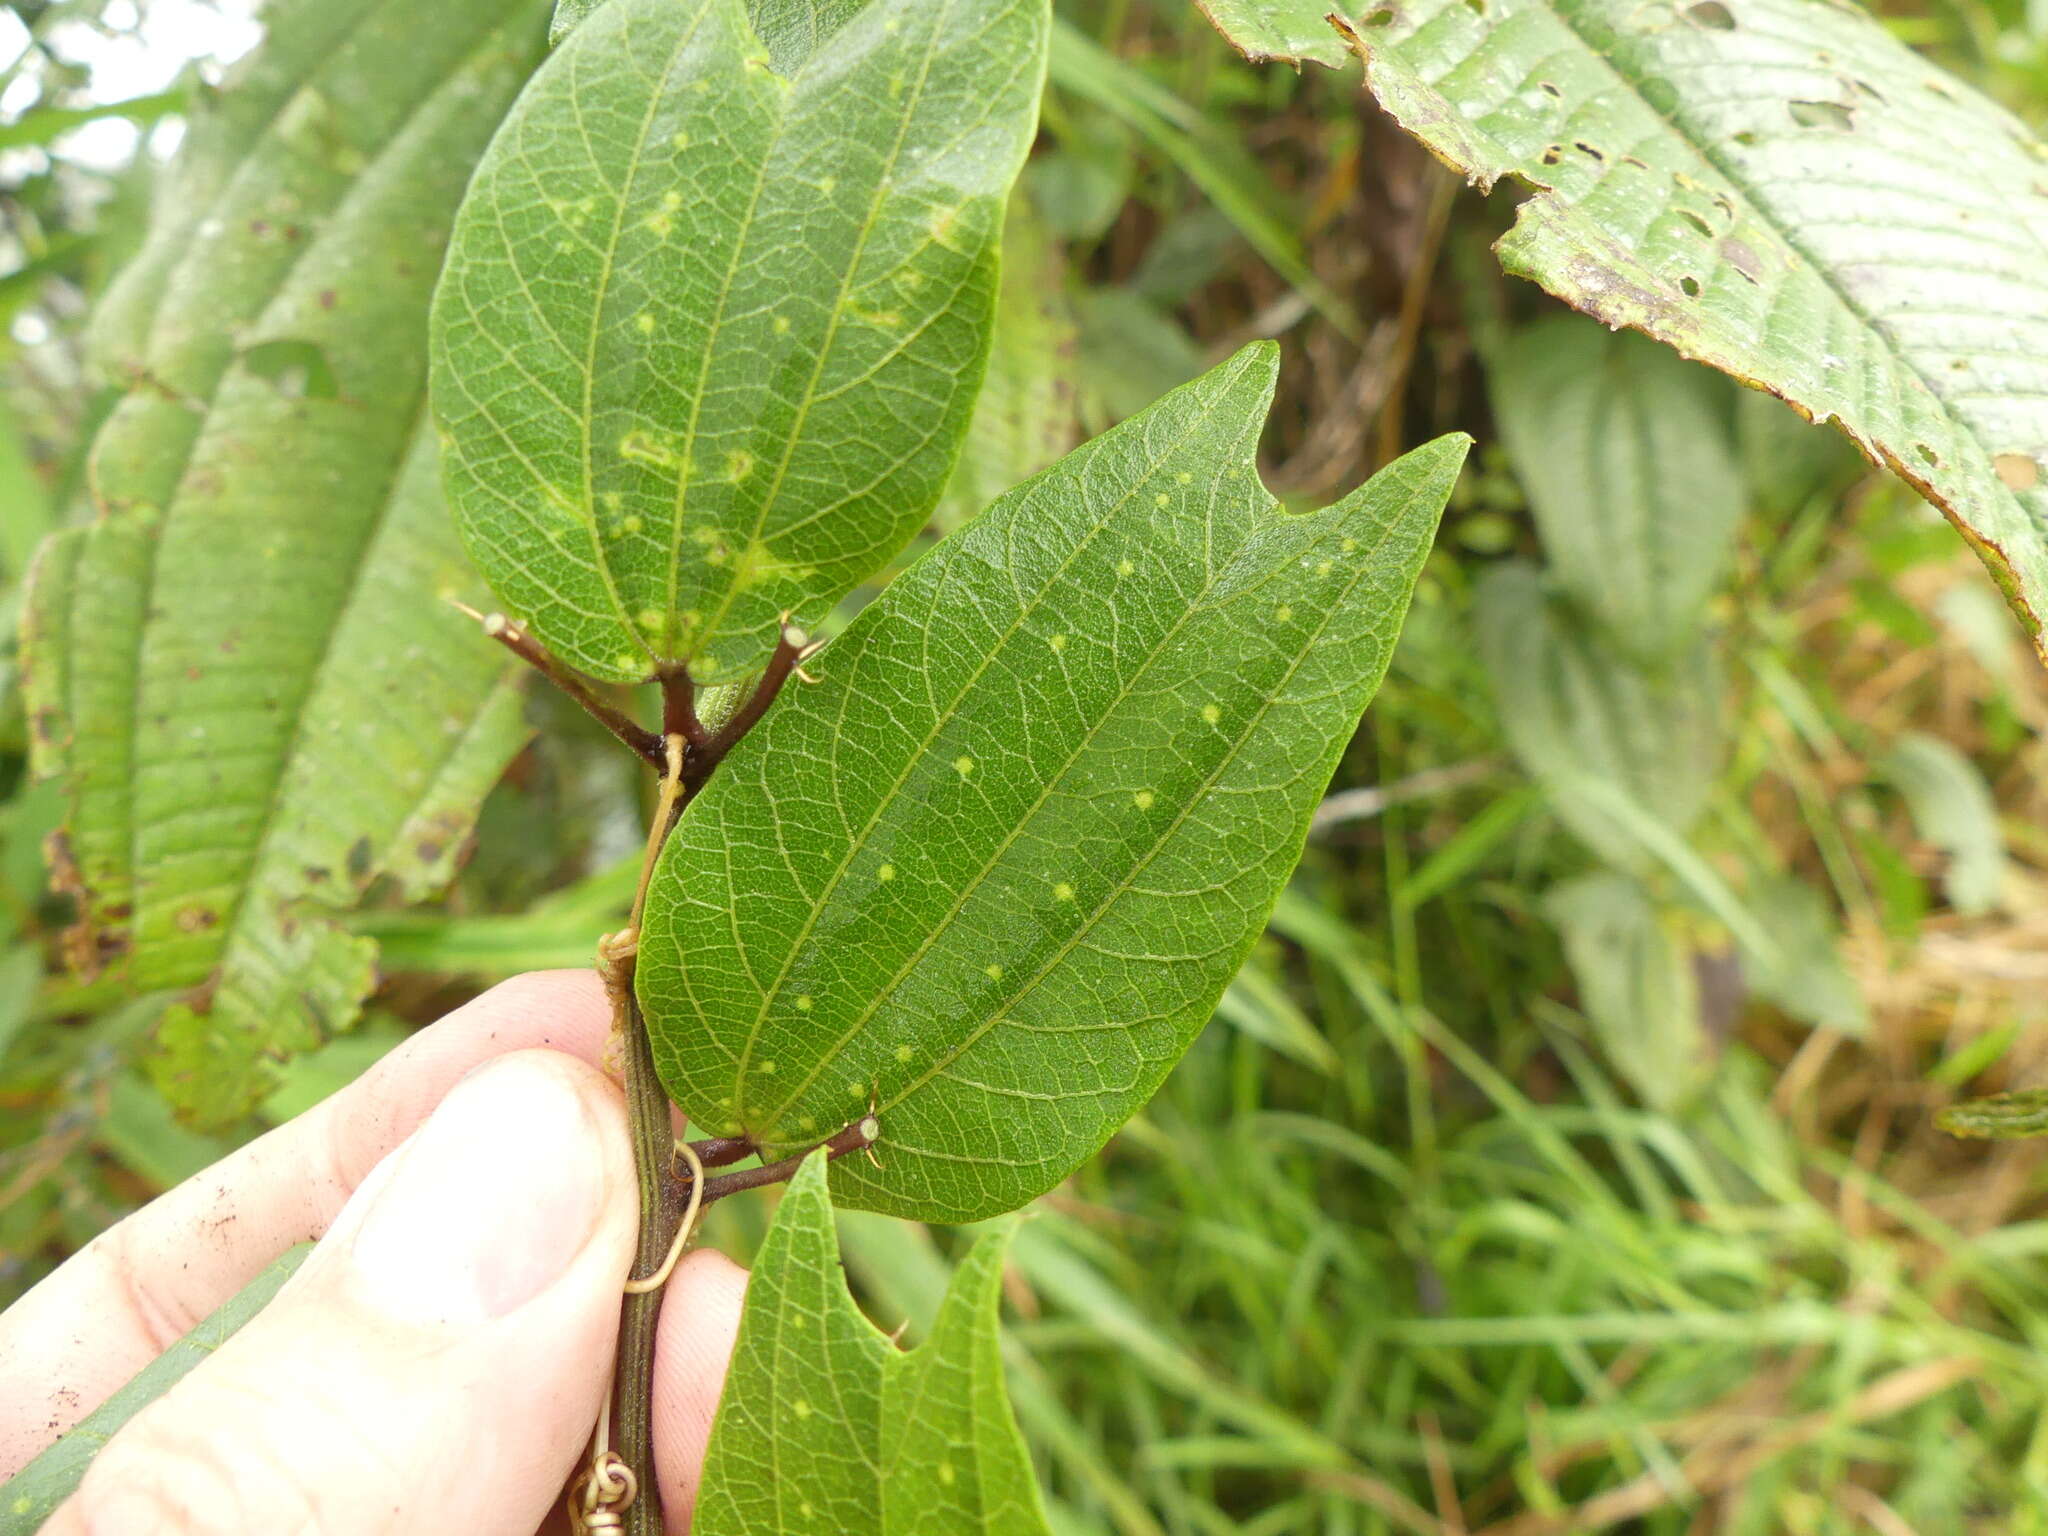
left=1488, top=315, right=1739, bottom=660
left=1938, top=1091, right=2048, bottom=1141
left=22, top=0, right=546, bottom=1124
left=696, top=1154, right=1050, bottom=1536
left=639, top=344, right=1465, bottom=1221
left=1883, top=731, right=2007, bottom=917
left=1543, top=872, right=1707, bottom=1108
left=1476, top=562, right=1717, bottom=874
left=935, top=202, right=1079, bottom=534
left=0, top=1245, right=309, bottom=1534
left=1199, top=0, right=2048, bottom=659
left=431, top=0, right=1049, bottom=687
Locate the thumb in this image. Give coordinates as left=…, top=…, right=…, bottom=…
left=49, top=1050, right=638, bottom=1535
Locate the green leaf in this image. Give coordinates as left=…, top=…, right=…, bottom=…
left=1883, top=732, right=2007, bottom=917
left=695, top=1153, right=1051, bottom=1536
left=1475, top=562, right=1718, bottom=873
left=1488, top=315, right=1740, bottom=660
left=1938, top=1091, right=2048, bottom=1140
left=431, top=0, right=1050, bottom=687
left=0, top=1245, right=309, bottom=1534
left=1543, top=872, right=1707, bottom=1109
left=1199, top=0, right=2048, bottom=659
left=21, top=0, right=547, bottom=1125
left=1743, top=873, right=1866, bottom=1037
left=935, top=201, right=1080, bottom=534
left=638, top=344, right=1465, bottom=1221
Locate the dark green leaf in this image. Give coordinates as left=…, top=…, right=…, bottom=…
left=639, top=345, right=1464, bottom=1220
left=432, top=0, right=1049, bottom=685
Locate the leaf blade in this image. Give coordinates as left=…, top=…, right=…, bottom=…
left=639, top=344, right=1465, bottom=1220
left=1201, top=0, right=2048, bottom=656
left=431, top=0, right=1050, bottom=685
left=22, top=0, right=547, bottom=1123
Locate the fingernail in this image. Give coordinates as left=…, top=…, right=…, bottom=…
left=348, top=1055, right=608, bottom=1323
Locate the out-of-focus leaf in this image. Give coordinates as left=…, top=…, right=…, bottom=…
left=1743, top=873, right=1867, bottom=1037
left=1216, top=963, right=1339, bottom=1074
left=1938, top=1091, right=2048, bottom=1140
left=0, top=944, right=40, bottom=1061
left=639, top=348, right=1464, bottom=1221
left=1049, top=19, right=1356, bottom=339
left=694, top=1153, right=1051, bottom=1536
left=1074, top=287, right=1207, bottom=426
left=936, top=202, right=1080, bottom=532
left=97, top=1070, right=240, bottom=1189
left=1883, top=732, right=2007, bottom=917
left=1200, top=0, right=2048, bottom=661
left=1489, top=315, right=1739, bottom=659
left=432, top=0, right=1049, bottom=685
left=1476, top=562, right=1718, bottom=873
left=1543, top=872, right=1708, bottom=1109
left=22, top=0, right=547, bottom=1125
left=0, top=1244, right=309, bottom=1534
left=1736, top=387, right=1864, bottom=519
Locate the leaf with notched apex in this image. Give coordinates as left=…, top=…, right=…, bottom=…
left=637, top=343, right=1466, bottom=1222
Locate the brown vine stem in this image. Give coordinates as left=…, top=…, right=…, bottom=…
left=589, top=624, right=818, bottom=1536
left=449, top=601, right=667, bottom=769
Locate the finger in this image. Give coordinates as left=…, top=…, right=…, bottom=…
left=650, top=1248, right=749, bottom=1531
left=45, top=1049, right=637, bottom=1536
left=0, top=968, right=611, bottom=1473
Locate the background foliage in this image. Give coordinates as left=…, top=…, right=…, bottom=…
left=9, top=0, right=2048, bottom=1530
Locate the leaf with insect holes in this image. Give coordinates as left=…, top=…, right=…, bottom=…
left=22, top=0, right=546, bottom=1126
left=694, top=1153, right=1051, bottom=1536
left=636, top=344, right=1465, bottom=1222
left=430, top=0, right=1048, bottom=687
left=1199, top=0, right=2048, bottom=665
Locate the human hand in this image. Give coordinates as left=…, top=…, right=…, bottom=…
left=0, top=970, right=743, bottom=1534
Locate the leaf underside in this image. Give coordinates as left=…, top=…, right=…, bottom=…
left=694, top=1154, right=1051, bottom=1536
left=23, top=0, right=547, bottom=1125
left=637, top=343, right=1465, bottom=1222
left=1201, top=0, right=2048, bottom=661
left=431, top=0, right=1049, bottom=686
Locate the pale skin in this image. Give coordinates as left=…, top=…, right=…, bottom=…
left=0, top=970, right=743, bottom=1534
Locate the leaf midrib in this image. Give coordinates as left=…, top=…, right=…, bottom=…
left=681, top=0, right=955, bottom=663
left=710, top=352, right=1263, bottom=1122
left=864, top=495, right=1409, bottom=1158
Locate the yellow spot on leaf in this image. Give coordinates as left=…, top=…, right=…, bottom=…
left=985, top=963, right=1003, bottom=980
left=1054, top=881, right=1075, bottom=901
left=635, top=311, right=655, bottom=335
left=1274, top=604, right=1293, bottom=623
left=1134, top=790, right=1154, bottom=810
left=878, top=863, right=896, bottom=882
left=1117, top=558, right=1135, bottom=576
left=954, top=755, right=974, bottom=776
left=1154, top=493, right=1169, bottom=507
left=1048, top=633, right=1067, bottom=652
left=896, top=1043, right=915, bottom=1063
left=1202, top=704, right=1221, bottom=724
left=796, top=994, right=813, bottom=1011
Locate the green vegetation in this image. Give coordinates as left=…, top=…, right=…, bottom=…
left=7, top=0, right=2048, bottom=1530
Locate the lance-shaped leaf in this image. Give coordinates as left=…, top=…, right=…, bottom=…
left=1199, top=0, right=2048, bottom=661
left=22, top=0, right=547, bottom=1125
left=694, top=1153, right=1050, bottom=1536
left=1488, top=315, right=1740, bottom=661
left=430, top=0, right=1049, bottom=687
left=637, top=345, right=1465, bottom=1221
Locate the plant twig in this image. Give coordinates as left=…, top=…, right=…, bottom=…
left=450, top=601, right=665, bottom=768
left=674, top=618, right=818, bottom=795
left=666, top=1114, right=880, bottom=1209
